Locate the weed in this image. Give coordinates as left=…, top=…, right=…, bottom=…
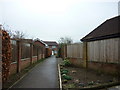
left=65, top=84, right=76, bottom=88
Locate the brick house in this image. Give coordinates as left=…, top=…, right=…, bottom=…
left=34, top=39, right=46, bottom=59
left=42, top=41, right=58, bottom=55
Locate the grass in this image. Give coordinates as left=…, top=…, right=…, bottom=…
left=3, top=58, right=46, bottom=89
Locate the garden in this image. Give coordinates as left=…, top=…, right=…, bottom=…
left=60, top=59, right=119, bottom=89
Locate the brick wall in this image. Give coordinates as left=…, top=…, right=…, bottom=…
left=69, top=58, right=84, bottom=67
left=32, top=56, right=37, bottom=63
left=9, top=56, right=38, bottom=76
left=0, top=61, right=2, bottom=89
left=9, top=63, right=17, bottom=75
left=20, top=58, right=30, bottom=71
left=88, top=61, right=119, bottom=75
left=68, top=58, right=119, bottom=75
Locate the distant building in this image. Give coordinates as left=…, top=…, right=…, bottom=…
left=42, top=41, right=58, bottom=55
left=34, top=39, right=46, bottom=59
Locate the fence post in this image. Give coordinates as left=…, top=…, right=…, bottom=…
left=64, top=45, right=66, bottom=59
left=63, top=45, right=64, bottom=58
left=65, top=45, right=67, bottom=58
left=118, top=38, right=120, bottom=78
left=30, top=43, right=33, bottom=64
left=17, top=40, right=21, bottom=73
left=83, top=42, right=88, bottom=68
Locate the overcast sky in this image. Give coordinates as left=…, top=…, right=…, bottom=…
left=0, top=0, right=119, bottom=42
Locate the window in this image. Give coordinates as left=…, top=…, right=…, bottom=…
left=52, top=46, right=56, bottom=48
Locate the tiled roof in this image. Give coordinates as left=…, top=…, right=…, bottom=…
left=43, top=41, right=58, bottom=46
left=81, top=15, right=120, bottom=42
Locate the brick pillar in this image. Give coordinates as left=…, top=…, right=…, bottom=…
left=0, top=29, right=2, bottom=90
left=37, top=47, right=39, bottom=61
left=30, top=43, right=33, bottom=64
left=17, top=40, right=21, bottom=73
left=42, top=47, right=44, bottom=58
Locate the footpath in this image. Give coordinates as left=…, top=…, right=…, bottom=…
left=12, top=56, right=59, bottom=88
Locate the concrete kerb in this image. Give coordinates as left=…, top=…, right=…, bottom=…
left=58, top=64, right=62, bottom=90
left=8, top=60, right=43, bottom=89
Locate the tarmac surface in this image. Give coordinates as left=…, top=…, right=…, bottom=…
left=12, top=56, right=59, bottom=88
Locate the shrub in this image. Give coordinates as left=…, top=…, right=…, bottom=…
left=62, top=75, right=72, bottom=80
left=61, top=69, right=69, bottom=74
left=63, top=59, right=71, bottom=66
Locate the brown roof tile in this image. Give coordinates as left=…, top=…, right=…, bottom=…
left=43, top=41, right=58, bottom=46
left=81, top=16, right=120, bottom=42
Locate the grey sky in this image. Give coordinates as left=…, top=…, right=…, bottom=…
left=0, top=0, right=119, bottom=42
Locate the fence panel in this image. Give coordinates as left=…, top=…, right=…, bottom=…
left=67, top=43, right=83, bottom=59
left=87, top=38, right=119, bottom=63
left=21, top=42, right=30, bottom=59
left=11, top=40, right=17, bottom=62
left=33, top=45, right=38, bottom=57
left=66, top=38, right=119, bottom=64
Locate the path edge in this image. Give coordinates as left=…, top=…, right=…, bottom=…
left=58, top=64, right=62, bottom=90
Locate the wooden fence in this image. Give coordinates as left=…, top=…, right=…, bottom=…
left=60, top=38, right=120, bottom=74
left=87, top=38, right=119, bottom=63
left=62, top=38, right=119, bottom=64
left=67, top=43, right=83, bottom=59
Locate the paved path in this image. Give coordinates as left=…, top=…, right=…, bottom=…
left=12, top=56, right=59, bottom=88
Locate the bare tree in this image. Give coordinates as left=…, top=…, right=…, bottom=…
left=2, top=24, right=26, bottom=39
left=58, top=37, right=73, bottom=45
left=13, top=31, right=26, bottom=39
left=6, top=29, right=14, bottom=38
left=5, top=30, right=26, bottom=39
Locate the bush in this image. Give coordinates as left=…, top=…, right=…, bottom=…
left=61, top=69, right=69, bottom=74
left=63, top=59, right=71, bottom=66
left=62, top=75, right=72, bottom=80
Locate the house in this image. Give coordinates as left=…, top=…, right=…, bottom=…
left=81, top=15, right=120, bottom=74
left=81, top=16, right=120, bottom=42
left=34, top=39, right=46, bottom=59
left=42, top=41, right=58, bottom=55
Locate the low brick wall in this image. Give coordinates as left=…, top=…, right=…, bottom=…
left=42, top=54, right=45, bottom=59
left=68, top=58, right=120, bottom=75
left=9, top=62, right=17, bottom=75
left=20, top=58, right=30, bottom=70
left=69, top=58, right=84, bottom=67
left=88, top=61, right=120, bottom=75
left=38, top=54, right=45, bottom=60
left=38, top=54, right=41, bottom=60
left=9, top=56, right=46, bottom=76
left=32, top=56, right=37, bottom=63
left=0, top=61, right=2, bottom=88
